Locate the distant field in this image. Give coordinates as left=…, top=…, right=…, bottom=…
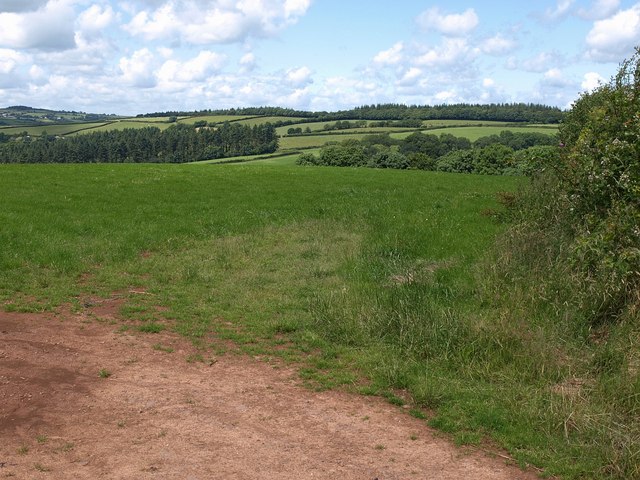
left=126, top=117, right=174, bottom=123
left=279, top=133, right=372, bottom=150
left=391, top=125, right=559, bottom=141
left=177, top=115, right=257, bottom=124
left=79, top=120, right=174, bottom=134
left=0, top=122, right=111, bottom=136
left=232, top=116, right=307, bottom=126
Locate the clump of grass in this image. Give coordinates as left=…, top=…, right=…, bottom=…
left=152, top=343, right=174, bottom=353
left=98, top=368, right=111, bottom=378
left=138, top=322, right=165, bottom=333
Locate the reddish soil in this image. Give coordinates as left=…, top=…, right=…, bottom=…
left=0, top=298, right=539, bottom=479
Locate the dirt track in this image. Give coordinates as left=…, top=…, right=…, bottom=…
left=0, top=299, right=539, bottom=479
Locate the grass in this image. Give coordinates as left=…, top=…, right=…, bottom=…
left=391, top=125, right=558, bottom=141
left=0, top=122, right=111, bottom=136
left=0, top=162, right=626, bottom=479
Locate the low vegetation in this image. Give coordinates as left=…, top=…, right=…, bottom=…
left=0, top=54, right=637, bottom=479
left=297, top=130, right=558, bottom=176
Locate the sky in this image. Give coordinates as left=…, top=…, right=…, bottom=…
left=1, top=0, right=639, bottom=115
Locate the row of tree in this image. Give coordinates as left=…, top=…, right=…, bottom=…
left=296, top=130, right=558, bottom=176
left=0, top=123, right=278, bottom=163
left=138, top=103, right=564, bottom=124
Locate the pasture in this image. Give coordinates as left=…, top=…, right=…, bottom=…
left=0, top=160, right=612, bottom=479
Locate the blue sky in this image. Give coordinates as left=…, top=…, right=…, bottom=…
left=1, top=0, right=639, bottom=114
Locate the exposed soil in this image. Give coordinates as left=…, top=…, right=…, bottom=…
left=0, top=297, right=539, bottom=479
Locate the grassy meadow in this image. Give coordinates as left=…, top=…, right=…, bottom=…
left=0, top=158, right=625, bottom=479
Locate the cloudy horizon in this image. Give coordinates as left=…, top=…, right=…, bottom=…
left=1, top=0, right=639, bottom=115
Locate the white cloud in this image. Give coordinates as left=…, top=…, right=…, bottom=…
left=240, top=52, right=256, bottom=70
left=0, top=0, right=48, bottom=12
left=415, top=38, right=475, bottom=68
left=77, top=4, right=116, bottom=35
left=119, top=48, right=157, bottom=87
left=417, top=7, right=479, bottom=37
left=544, top=0, right=575, bottom=21
left=577, top=0, right=620, bottom=20
left=586, top=5, right=640, bottom=61
left=481, top=34, right=516, bottom=55
left=158, top=50, right=226, bottom=86
left=581, top=71, right=606, bottom=91
left=0, top=0, right=76, bottom=50
left=124, top=0, right=312, bottom=44
left=0, top=48, right=28, bottom=74
left=396, top=67, right=422, bottom=87
left=521, top=51, right=564, bottom=72
left=482, top=78, right=495, bottom=88
left=543, top=68, right=574, bottom=87
left=285, top=66, right=313, bottom=87
left=373, top=42, right=404, bottom=65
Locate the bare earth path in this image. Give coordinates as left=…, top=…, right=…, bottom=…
left=0, top=301, right=539, bottom=480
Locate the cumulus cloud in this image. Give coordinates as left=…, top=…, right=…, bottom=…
left=0, top=0, right=49, bottom=12
left=586, top=5, right=640, bottom=61
left=417, top=7, right=479, bottom=37
left=543, top=0, right=575, bottom=21
left=581, top=71, right=606, bottom=91
left=239, top=52, right=256, bottom=71
left=0, top=48, right=28, bottom=74
left=521, top=51, right=564, bottom=72
left=77, top=4, right=116, bottom=37
left=0, top=0, right=76, bottom=50
left=124, top=0, right=312, bottom=44
left=542, top=68, right=574, bottom=88
left=285, top=66, right=313, bottom=87
left=373, top=42, right=404, bottom=65
left=119, top=48, right=157, bottom=87
left=480, top=34, right=516, bottom=55
left=157, top=50, right=226, bottom=86
left=415, top=38, right=475, bottom=68
left=577, top=0, right=620, bottom=20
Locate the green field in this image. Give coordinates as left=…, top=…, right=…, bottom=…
left=279, top=132, right=374, bottom=150
left=0, top=160, right=621, bottom=479
left=391, top=125, right=559, bottom=141
left=177, top=114, right=257, bottom=124
left=79, top=120, right=175, bottom=133
left=0, top=122, right=112, bottom=136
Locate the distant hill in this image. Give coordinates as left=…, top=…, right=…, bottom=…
left=0, top=106, right=120, bottom=126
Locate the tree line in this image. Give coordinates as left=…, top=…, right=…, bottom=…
left=0, top=122, right=278, bottom=163
left=296, top=130, right=558, bottom=176
left=137, top=102, right=564, bottom=124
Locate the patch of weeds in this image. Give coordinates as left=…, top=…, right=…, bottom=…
left=35, top=435, right=47, bottom=444
left=374, top=444, right=386, bottom=450
left=117, top=420, right=126, bottom=428
left=410, top=434, right=418, bottom=441
left=98, top=368, right=111, bottom=378
left=138, top=322, right=165, bottom=334
left=454, top=431, right=482, bottom=446
left=152, top=343, right=174, bottom=353
left=409, top=409, right=427, bottom=420
left=59, top=442, right=75, bottom=452
left=186, top=353, right=204, bottom=363
left=382, top=391, right=405, bottom=407
left=17, top=446, right=29, bottom=455
left=158, top=430, right=167, bottom=438
left=33, top=463, right=50, bottom=472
